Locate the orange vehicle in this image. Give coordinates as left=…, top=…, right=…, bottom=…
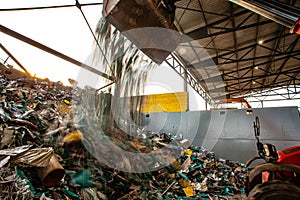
left=244, top=117, right=300, bottom=199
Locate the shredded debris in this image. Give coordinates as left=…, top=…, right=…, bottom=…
left=0, top=66, right=247, bottom=199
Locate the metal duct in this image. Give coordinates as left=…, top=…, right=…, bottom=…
left=229, top=0, right=300, bottom=34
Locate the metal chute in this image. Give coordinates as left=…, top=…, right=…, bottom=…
left=102, top=0, right=181, bottom=64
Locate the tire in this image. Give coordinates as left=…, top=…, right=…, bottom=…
left=248, top=180, right=300, bottom=200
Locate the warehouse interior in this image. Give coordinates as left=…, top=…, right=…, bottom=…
left=1, top=0, right=300, bottom=199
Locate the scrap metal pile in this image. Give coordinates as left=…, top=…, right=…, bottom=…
left=0, top=67, right=247, bottom=199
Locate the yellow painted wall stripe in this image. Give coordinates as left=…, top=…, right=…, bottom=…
left=140, top=92, right=187, bottom=113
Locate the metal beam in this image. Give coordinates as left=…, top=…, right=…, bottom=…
left=250, top=92, right=300, bottom=99
left=0, top=2, right=103, bottom=11
left=219, top=50, right=300, bottom=65
left=186, top=9, right=250, bottom=40
left=187, top=32, right=294, bottom=70
left=244, top=87, right=300, bottom=100
left=202, top=50, right=300, bottom=83
left=262, top=25, right=285, bottom=87
left=0, top=24, right=114, bottom=81
left=230, top=2, right=240, bottom=98
left=269, top=37, right=299, bottom=86
left=216, top=33, right=279, bottom=57
left=246, top=97, right=300, bottom=102
left=259, top=44, right=300, bottom=62
left=165, top=54, right=214, bottom=105
left=226, top=78, right=300, bottom=97
left=0, top=43, right=29, bottom=74
left=187, top=19, right=273, bottom=40
left=225, top=68, right=300, bottom=83
left=176, top=6, right=228, bottom=17
left=244, top=86, right=300, bottom=99
left=249, top=14, right=260, bottom=91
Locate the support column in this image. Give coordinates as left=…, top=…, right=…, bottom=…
left=184, top=71, right=189, bottom=111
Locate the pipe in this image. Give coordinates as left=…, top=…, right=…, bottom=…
left=229, top=0, right=300, bottom=34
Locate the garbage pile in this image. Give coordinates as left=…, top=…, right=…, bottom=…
left=0, top=67, right=247, bottom=199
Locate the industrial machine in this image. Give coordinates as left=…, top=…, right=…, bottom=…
left=102, top=0, right=300, bottom=66
left=102, top=0, right=181, bottom=64
left=244, top=116, right=300, bottom=199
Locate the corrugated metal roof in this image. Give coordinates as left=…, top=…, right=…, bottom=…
left=173, top=0, right=300, bottom=100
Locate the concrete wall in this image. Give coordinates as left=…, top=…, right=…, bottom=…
left=141, top=106, right=300, bottom=163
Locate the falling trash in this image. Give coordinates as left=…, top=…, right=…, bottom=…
left=0, top=38, right=248, bottom=200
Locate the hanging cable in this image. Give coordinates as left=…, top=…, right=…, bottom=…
left=75, top=0, right=116, bottom=81
left=0, top=2, right=103, bottom=12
